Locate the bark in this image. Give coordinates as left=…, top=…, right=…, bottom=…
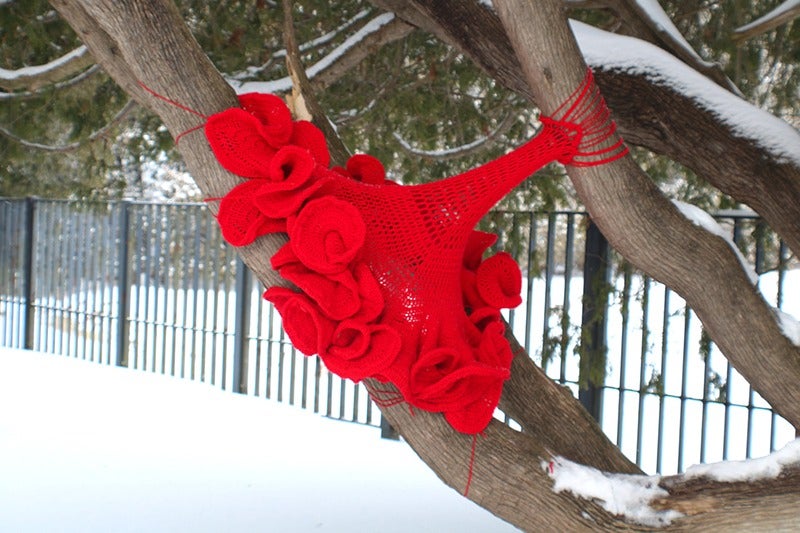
left=50, top=0, right=800, bottom=530
left=369, top=0, right=800, bottom=258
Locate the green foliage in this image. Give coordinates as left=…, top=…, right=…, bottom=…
left=0, top=0, right=797, bottom=204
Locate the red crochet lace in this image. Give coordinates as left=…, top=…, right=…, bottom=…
left=207, top=69, right=626, bottom=434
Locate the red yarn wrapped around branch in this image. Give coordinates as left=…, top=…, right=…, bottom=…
left=206, top=68, right=626, bottom=435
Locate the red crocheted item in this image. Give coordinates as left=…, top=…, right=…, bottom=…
left=207, top=68, right=626, bottom=434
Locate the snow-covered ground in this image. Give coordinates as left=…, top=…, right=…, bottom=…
left=0, top=348, right=519, bottom=533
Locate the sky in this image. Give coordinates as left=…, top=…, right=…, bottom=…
left=0, top=348, right=519, bottom=533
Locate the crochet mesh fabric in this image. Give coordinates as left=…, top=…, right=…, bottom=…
left=207, top=69, right=627, bottom=434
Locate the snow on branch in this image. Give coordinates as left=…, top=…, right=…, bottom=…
left=0, top=64, right=100, bottom=101
left=631, top=0, right=706, bottom=68
left=392, top=112, right=517, bottom=161
left=0, top=46, right=94, bottom=92
left=544, top=457, right=683, bottom=527
left=671, top=200, right=758, bottom=284
left=230, top=13, right=399, bottom=95
left=571, top=20, right=800, bottom=168
left=776, top=310, right=800, bottom=347
left=685, top=439, right=800, bottom=482
left=734, top=0, right=800, bottom=42
left=229, top=9, right=371, bottom=81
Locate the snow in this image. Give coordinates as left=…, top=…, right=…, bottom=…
left=671, top=200, right=759, bottom=284
left=776, top=309, right=800, bottom=346
left=0, top=348, right=518, bottom=533
left=0, top=46, right=88, bottom=82
left=393, top=131, right=490, bottom=158
left=544, top=456, right=682, bottom=527
left=232, top=13, right=397, bottom=95
left=633, top=0, right=703, bottom=62
left=571, top=20, right=800, bottom=167
left=684, top=439, right=800, bottom=482
left=736, top=0, right=800, bottom=34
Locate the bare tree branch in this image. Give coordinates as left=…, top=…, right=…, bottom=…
left=392, top=110, right=518, bottom=161
left=232, top=13, right=413, bottom=94
left=0, top=98, right=135, bottom=152
left=0, top=64, right=101, bottom=101
left=733, top=0, right=800, bottom=42
left=0, top=45, right=95, bottom=92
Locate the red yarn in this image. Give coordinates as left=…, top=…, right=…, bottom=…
left=203, top=68, right=626, bottom=434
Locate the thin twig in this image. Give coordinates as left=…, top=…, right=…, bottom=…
left=0, top=98, right=136, bottom=153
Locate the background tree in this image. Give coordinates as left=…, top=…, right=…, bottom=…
left=6, top=0, right=799, bottom=529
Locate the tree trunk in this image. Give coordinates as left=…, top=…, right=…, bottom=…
left=50, top=0, right=800, bottom=530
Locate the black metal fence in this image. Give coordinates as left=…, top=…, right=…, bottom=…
left=1, top=197, right=797, bottom=475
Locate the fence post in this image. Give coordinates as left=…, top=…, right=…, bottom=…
left=23, top=197, right=36, bottom=350
left=579, top=220, right=609, bottom=421
left=231, top=256, right=251, bottom=393
left=115, top=201, right=131, bottom=367
left=380, top=415, right=399, bottom=440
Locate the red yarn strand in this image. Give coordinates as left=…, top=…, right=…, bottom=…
left=463, top=433, right=479, bottom=497
left=137, top=81, right=208, bottom=118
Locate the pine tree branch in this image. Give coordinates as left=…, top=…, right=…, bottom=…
left=0, top=98, right=135, bottom=152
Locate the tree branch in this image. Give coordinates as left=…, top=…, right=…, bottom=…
left=733, top=0, right=800, bottom=42
left=573, top=0, right=740, bottom=94
left=0, top=64, right=100, bottom=101
left=482, top=0, right=800, bottom=428
left=232, top=13, right=413, bottom=94
left=0, top=45, right=95, bottom=92
left=368, top=0, right=800, bottom=258
left=392, top=110, right=517, bottom=161
left=281, top=0, right=350, bottom=166
left=0, top=98, right=135, bottom=152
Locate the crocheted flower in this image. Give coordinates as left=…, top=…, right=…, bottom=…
left=279, top=264, right=361, bottom=321
left=476, top=252, right=522, bottom=309
left=477, top=321, right=514, bottom=369
left=288, top=197, right=367, bottom=275
left=289, top=120, right=330, bottom=168
left=263, top=287, right=333, bottom=356
left=409, top=347, right=506, bottom=414
left=216, top=180, right=286, bottom=246
left=238, top=93, right=294, bottom=148
left=346, top=154, right=386, bottom=185
left=320, top=320, right=402, bottom=382
left=443, top=376, right=505, bottom=434
left=252, top=145, right=328, bottom=218
left=205, top=94, right=293, bottom=179
left=463, top=230, right=498, bottom=271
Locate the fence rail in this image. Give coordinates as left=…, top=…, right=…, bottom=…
left=0, top=197, right=796, bottom=475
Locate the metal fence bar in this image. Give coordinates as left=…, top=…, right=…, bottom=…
left=1, top=198, right=797, bottom=471
left=231, top=257, right=250, bottom=393
left=22, top=198, right=35, bottom=350
left=579, top=220, right=608, bottom=420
